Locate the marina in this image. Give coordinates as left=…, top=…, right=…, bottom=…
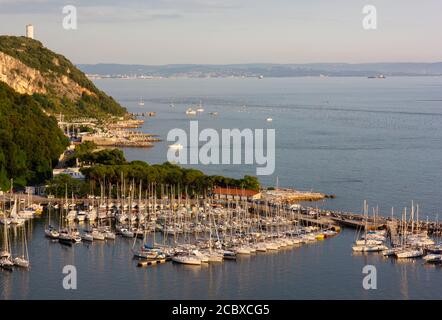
left=2, top=77, right=442, bottom=299
left=1, top=181, right=442, bottom=275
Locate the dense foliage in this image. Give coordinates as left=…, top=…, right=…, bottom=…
left=47, top=145, right=260, bottom=197
left=66, top=142, right=126, bottom=167
left=47, top=161, right=260, bottom=198
left=0, top=82, right=69, bottom=190
left=0, top=36, right=126, bottom=118
left=81, top=161, right=260, bottom=196
left=46, top=174, right=89, bottom=198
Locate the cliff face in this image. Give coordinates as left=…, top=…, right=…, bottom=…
left=0, top=51, right=47, bottom=95
left=0, top=36, right=125, bottom=117
left=0, top=51, right=95, bottom=100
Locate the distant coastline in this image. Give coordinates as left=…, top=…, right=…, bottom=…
left=78, top=62, right=442, bottom=79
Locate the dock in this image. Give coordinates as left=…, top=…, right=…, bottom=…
left=137, top=258, right=168, bottom=267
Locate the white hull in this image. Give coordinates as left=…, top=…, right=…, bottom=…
left=396, top=249, right=424, bottom=259
left=13, top=257, right=30, bottom=268
left=172, top=256, right=202, bottom=265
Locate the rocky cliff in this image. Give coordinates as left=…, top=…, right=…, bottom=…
left=0, top=36, right=126, bottom=117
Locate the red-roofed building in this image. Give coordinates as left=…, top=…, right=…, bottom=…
left=212, top=187, right=261, bottom=201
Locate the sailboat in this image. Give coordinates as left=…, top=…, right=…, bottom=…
left=45, top=205, right=59, bottom=239
left=10, top=198, right=25, bottom=225
left=138, top=97, right=145, bottom=106
left=394, top=205, right=424, bottom=259
left=0, top=217, right=14, bottom=270
left=13, top=224, right=30, bottom=268
left=352, top=201, right=387, bottom=253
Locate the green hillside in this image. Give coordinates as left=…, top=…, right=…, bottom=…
left=0, top=36, right=126, bottom=118
left=0, top=82, right=69, bottom=189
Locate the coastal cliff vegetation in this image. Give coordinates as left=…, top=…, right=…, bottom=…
left=0, top=82, right=68, bottom=190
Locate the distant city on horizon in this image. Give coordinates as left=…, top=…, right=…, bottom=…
left=78, top=62, right=442, bottom=79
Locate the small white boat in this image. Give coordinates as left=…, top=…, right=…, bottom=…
left=423, top=254, right=442, bottom=263
left=81, top=232, right=94, bottom=242
left=13, top=256, right=30, bottom=268
left=91, top=230, right=105, bottom=241
left=0, top=257, right=14, bottom=270
left=352, top=245, right=388, bottom=252
left=396, top=248, right=424, bottom=259
left=168, top=143, right=183, bottom=150
left=266, top=117, right=273, bottom=122
left=185, top=108, right=197, bottom=115
left=207, top=254, right=223, bottom=262
left=104, top=231, right=116, bottom=240
left=356, top=239, right=384, bottom=246
left=172, top=255, right=202, bottom=265
left=121, top=228, right=135, bottom=238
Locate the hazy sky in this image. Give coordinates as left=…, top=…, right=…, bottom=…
left=0, top=0, right=441, bottom=65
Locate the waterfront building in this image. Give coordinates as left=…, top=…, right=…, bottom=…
left=212, top=187, right=261, bottom=201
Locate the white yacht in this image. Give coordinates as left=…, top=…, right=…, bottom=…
left=185, top=108, right=197, bottom=115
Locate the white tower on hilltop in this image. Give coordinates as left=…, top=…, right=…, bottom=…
left=26, top=24, right=34, bottom=39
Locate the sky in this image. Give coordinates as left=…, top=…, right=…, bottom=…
left=0, top=0, right=441, bottom=65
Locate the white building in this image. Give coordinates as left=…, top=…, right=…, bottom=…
left=53, top=167, right=86, bottom=180
left=26, top=24, right=34, bottom=39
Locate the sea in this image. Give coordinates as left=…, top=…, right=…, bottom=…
left=1, top=76, right=442, bottom=299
